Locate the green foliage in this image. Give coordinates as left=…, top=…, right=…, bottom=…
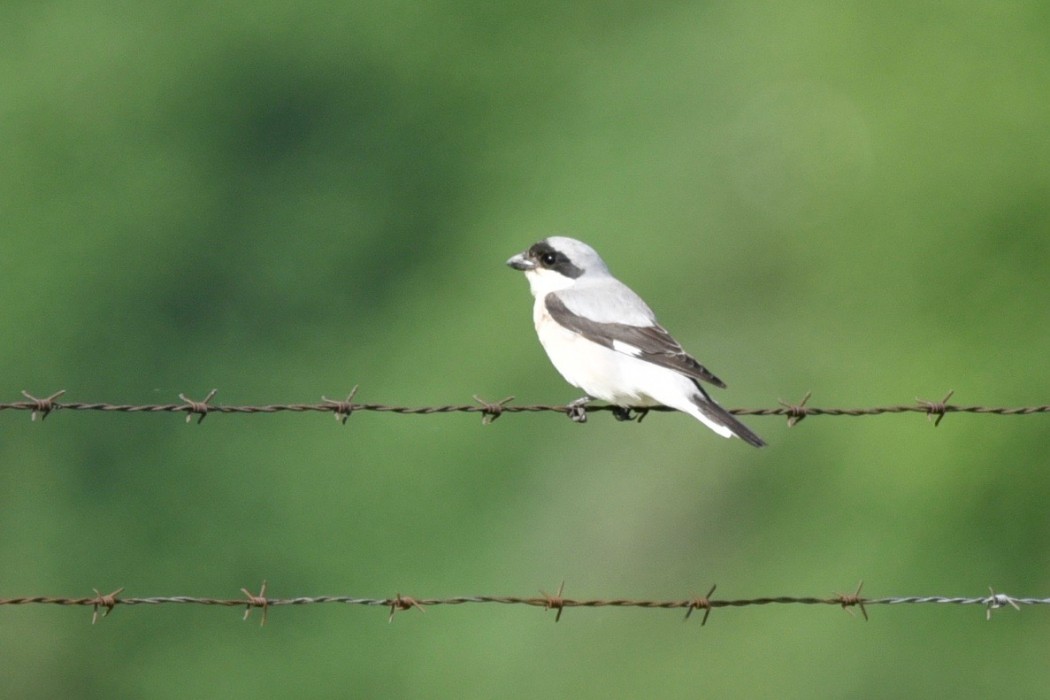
left=3, top=3, right=1049, bottom=698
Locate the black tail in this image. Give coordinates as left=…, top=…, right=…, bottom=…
left=692, top=395, right=766, bottom=448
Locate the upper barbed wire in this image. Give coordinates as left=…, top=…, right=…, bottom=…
left=3, top=388, right=1050, bottom=426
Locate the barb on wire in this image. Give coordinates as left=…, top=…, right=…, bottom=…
left=178, top=389, right=217, bottom=424
left=321, top=386, right=359, bottom=425
left=472, top=394, right=515, bottom=425
left=835, top=581, right=868, bottom=621
left=918, top=390, right=955, bottom=427
left=684, top=584, right=718, bottom=625
left=241, top=581, right=269, bottom=626
left=542, top=581, right=567, bottom=622
left=778, top=391, right=812, bottom=427
left=986, top=586, right=1021, bottom=620
left=2, top=584, right=1046, bottom=625
left=91, top=587, right=123, bottom=625
left=388, top=593, right=425, bottom=623
left=20, top=389, right=65, bottom=421
left=3, top=389, right=1050, bottom=427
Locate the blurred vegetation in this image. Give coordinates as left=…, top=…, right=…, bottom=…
left=3, top=2, right=1050, bottom=698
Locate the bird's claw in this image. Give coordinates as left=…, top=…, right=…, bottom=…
left=566, top=396, right=591, bottom=423
left=612, top=406, right=649, bottom=423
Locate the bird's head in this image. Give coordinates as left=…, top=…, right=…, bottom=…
left=506, top=236, right=610, bottom=297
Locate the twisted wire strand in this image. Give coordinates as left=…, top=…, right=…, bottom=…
left=1, top=588, right=1041, bottom=625
left=4, top=389, right=1049, bottom=425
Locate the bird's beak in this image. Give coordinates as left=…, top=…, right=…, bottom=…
left=506, top=252, right=534, bottom=271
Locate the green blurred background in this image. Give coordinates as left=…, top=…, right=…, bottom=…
left=3, top=2, right=1049, bottom=697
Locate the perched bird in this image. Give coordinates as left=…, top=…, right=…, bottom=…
left=506, top=236, right=765, bottom=447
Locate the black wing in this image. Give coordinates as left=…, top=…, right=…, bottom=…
left=545, top=293, right=727, bottom=389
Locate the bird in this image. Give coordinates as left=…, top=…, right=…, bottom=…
left=506, top=236, right=765, bottom=447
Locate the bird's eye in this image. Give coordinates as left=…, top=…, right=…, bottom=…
left=540, top=252, right=557, bottom=266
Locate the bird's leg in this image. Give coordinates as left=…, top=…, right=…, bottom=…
left=566, top=396, right=592, bottom=423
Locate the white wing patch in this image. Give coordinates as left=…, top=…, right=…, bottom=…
left=612, top=339, right=643, bottom=356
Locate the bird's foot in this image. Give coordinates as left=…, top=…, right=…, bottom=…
left=611, top=406, right=650, bottom=423
left=566, top=396, right=591, bottom=423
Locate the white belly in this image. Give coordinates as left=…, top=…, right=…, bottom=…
left=533, top=298, right=695, bottom=408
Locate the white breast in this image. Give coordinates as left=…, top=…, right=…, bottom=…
left=533, top=296, right=663, bottom=405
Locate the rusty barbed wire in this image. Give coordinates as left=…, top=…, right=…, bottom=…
left=3, top=388, right=1050, bottom=427
left=0, top=583, right=1042, bottom=625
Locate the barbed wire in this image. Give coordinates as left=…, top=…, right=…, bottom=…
left=5, top=391, right=1044, bottom=628
left=0, top=582, right=1038, bottom=626
left=3, top=388, right=1049, bottom=427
